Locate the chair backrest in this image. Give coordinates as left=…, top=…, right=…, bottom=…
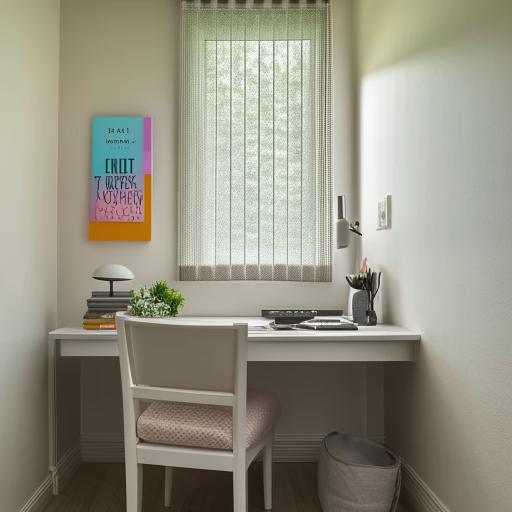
left=116, top=313, right=248, bottom=458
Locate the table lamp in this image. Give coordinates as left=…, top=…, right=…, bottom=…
left=92, top=264, right=134, bottom=296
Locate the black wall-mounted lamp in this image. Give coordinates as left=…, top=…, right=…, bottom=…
left=336, top=195, right=362, bottom=249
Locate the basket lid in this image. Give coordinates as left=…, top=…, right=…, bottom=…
left=324, top=432, right=399, bottom=467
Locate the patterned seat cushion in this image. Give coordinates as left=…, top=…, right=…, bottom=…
left=137, top=389, right=279, bottom=450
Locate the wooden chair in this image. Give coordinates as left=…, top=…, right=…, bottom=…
left=117, top=314, right=278, bottom=512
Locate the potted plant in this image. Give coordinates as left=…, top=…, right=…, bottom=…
left=346, top=259, right=381, bottom=326
left=129, top=280, right=185, bottom=318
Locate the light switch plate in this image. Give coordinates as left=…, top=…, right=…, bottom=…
left=377, top=194, right=391, bottom=230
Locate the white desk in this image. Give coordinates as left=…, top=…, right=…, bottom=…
left=48, top=318, right=420, bottom=493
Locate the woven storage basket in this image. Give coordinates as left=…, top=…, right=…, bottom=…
left=318, top=432, right=401, bottom=512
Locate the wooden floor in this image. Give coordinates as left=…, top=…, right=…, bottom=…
left=43, top=463, right=408, bottom=512
left=44, top=463, right=322, bottom=512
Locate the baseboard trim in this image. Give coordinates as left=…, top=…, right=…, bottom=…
left=82, top=433, right=125, bottom=463
left=274, top=434, right=324, bottom=462
left=81, top=432, right=386, bottom=463
left=19, top=445, right=80, bottom=512
left=18, top=476, right=52, bottom=512
left=54, top=445, right=81, bottom=493
left=401, top=460, right=450, bottom=512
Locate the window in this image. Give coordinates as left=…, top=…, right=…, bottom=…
left=179, top=0, right=332, bottom=281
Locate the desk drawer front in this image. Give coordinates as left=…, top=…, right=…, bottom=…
left=60, top=340, right=119, bottom=357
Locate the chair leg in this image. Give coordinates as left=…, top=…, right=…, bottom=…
left=126, top=461, right=143, bottom=512
left=263, top=438, right=273, bottom=511
left=164, top=466, right=173, bottom=508
left=233, top=468, right=247, bottom=512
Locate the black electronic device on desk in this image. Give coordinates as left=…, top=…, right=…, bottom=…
left=261, top=309, right=356, bottom=331
left=262, top=309, right=343, bottom=325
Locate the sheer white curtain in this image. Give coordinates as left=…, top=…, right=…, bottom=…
left=179, top=0, right=332, bottom=281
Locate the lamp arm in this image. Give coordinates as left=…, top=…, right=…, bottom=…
left=349, top=221, right=362, bottom=236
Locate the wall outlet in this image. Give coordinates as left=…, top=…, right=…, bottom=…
left=377, top=194, right=391, bottom=230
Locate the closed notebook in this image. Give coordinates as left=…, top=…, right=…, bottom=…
left=83, top=318, right=117, bottom=325
left=83, top=312, right=117, bottom=320
left=91, top=291, right=131, bottom=297
left=86, top=306, right=129, bottom=312
left=86, top=302, right=130, bottom=309
left=87, top=298, right=131, bottom=304
left=83, top=323, right=116, bottom=330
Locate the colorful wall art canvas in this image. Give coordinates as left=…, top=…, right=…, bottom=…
left=89, top=116, right=152, bottom=241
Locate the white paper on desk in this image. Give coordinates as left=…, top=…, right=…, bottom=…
left=178, top=317, right=272, bottom=330
left=247, top=319, right=273, bottom=330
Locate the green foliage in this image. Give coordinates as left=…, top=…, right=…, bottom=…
left=129, top=280, right=185, bottom=318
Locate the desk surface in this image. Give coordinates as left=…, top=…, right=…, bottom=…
left=50, top=318, right=420, bottom=362
left=50, top=321, right=419, bottom=341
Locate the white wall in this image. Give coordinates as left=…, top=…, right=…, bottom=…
left=357, top=1, right=512, bottom=510
left=0, top=0, right=60, bottom=509
left=58, top=0, right=381, bottom=448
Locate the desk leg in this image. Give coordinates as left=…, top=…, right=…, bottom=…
left=362, top=363, right=368, bottom=439
left=48, top=336, right=59, bottom=494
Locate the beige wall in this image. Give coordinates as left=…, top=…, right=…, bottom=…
left=57, top=1, right=356, bottom=323
left=0, top=0, right=60, bottom=509
left=58, top=0, right=381, bottom=445
left=357, top=1, right=512, bottom=510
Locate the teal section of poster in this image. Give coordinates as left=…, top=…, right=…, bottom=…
left=90, top=116, right=144, bottom=222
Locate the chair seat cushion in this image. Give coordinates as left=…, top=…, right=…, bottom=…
left=137, top=389, right=279, bottom=450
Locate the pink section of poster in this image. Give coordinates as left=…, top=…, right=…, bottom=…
left=143, top=117, right=152, bottom=175
left=90, top=174, right=145, bottom=222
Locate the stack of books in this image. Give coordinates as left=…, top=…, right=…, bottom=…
left=82, top=291, right=131, bottom=330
